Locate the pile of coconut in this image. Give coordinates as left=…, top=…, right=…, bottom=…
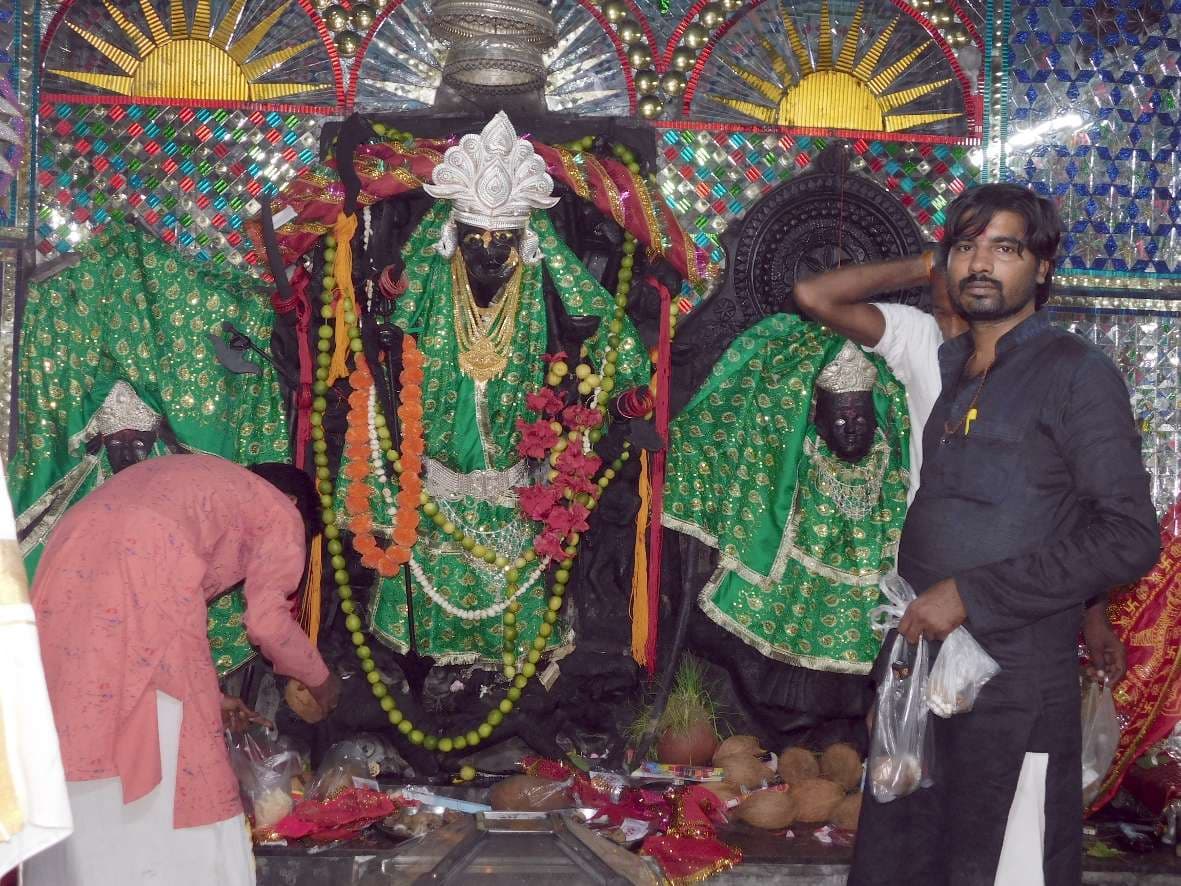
left=707, top=735, right=863, bottom=832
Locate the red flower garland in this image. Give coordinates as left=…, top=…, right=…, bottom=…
left=514, top=372, right=604, bottom=559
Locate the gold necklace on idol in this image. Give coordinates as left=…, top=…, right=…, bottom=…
left=452, top=250, right=523, bottom=382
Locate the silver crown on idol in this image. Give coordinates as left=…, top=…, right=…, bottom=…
left=816, top=340, right=879, bottom=395
left=423, top=112, right=559, bottom=266
left=94, top=381, right=162, bottom=436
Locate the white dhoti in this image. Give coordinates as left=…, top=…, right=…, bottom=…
left=994, top=751, right=1049, bottom=886
left=24, top=691, right=255, bottom=886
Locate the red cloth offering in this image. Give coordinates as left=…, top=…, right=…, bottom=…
left=640, top=786, right=742, bottom=885
left=1089, top=499, right=1181, bottom=814
left=273, top=788, right=400, bottom=842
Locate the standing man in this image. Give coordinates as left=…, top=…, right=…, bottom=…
left=834, top=183, right=1159, bottom=885
left=793, top=220, right=1126, bottom=684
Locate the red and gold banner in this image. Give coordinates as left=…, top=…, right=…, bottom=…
left=1089, top=498, right=1181, bottom=814
left=248, top=137, right=715, bottom=286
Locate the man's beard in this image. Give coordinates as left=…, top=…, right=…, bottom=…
left=952, top=274, right=1034, bottom=321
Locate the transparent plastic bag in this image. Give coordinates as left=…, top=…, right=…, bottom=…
left=1081, top=681, right=1121, bottom=805
left=927, top=626, right=1000, bottom=717
left=868, top=631, right=936, bottom=803
left=226, top=727, right=304, bottom=828
left=306, top=742, right=375, bottom=801
left=869, top=572, right=915, bottom=639
left=872, top=572, right=999, bottom=719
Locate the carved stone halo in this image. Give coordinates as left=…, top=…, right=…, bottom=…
left=670, top=142, right=925, bottom=415
left=730, top=144, right=926, bottom=316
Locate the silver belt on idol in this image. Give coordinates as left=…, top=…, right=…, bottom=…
left=423, top=456, right=533, bottom=506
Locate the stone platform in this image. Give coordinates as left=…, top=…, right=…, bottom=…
left=256, top=823, right=1181, bottom=885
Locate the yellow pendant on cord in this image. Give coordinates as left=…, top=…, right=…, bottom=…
left=299, top=533, right=324, bottom=646
left=630, top=449, right=651, bottom=668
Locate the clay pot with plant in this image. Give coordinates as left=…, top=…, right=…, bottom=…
left=630, top=659, right=720, bottom=765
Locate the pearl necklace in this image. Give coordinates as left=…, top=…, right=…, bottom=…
left=362, top=205, right=374, bottom=316
left=410, top=555, right=550, bottom=621
left=368, top=385, right=396, bottom=518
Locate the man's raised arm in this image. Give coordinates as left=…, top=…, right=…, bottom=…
left=793, top=251, right=934, bottom=347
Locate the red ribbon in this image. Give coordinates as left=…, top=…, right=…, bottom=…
left=248, top=139, right=714, bottom=287
left=271, top=266, right=314, bottom=467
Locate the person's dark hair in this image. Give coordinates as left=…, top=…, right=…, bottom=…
left=939, top=183, right=1062, bottom=309
left=249, top=462, right=323, bottom=538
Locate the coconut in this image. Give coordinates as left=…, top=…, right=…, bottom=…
left=819, top=742, right=863, bottom=791
left=712, top=734, right=764, bottom=764
left=735, top=790, right=797, bottom=830
left=777, top=746, right=820, bottom=785
left=871, top=754, right=922, bottom=798
left=284, top=680, right=326, bottom=724
left=489, top=775, right=572, bottom=811
left=831, top=793, right=862, bottom=831
left=791, top=778, right=846, bottom=823
left=703, top=782, right=741, bottom=808
left=717, top=753, right=774, bottom=791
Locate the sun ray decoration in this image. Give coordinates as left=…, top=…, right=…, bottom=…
left=709, top=0, right=962, bottom=134
left=49, top=0, right=319, bottom=102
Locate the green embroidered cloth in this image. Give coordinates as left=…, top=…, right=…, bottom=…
left=8, top=221, right=291, bottom=677
left=337, top=203, right=649, bottom=664
left=662, top=313, right=911, bottom=674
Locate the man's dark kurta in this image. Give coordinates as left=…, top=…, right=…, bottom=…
left=849, top=312, right=1159, bottom=886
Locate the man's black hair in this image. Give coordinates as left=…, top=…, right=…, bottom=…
left=249, top=462, right=323, bottom=538
left=939, top=183, right=1062, bottom=309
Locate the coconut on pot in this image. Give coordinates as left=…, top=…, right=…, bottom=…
left=712, top=734, right=765, bottom=764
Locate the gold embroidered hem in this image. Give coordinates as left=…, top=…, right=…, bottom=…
left=697, top=565, right=876, bottom=675
left=661, top=512, right=796, bottom=591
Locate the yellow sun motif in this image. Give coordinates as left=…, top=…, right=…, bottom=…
left=712, top=0, right=962, bottom=133
left=49, top=0, right=319, bottom=102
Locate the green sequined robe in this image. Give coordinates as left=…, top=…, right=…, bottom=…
left=7, top=222, right=290, bottom=677
left=663, top=313, right=911, bottom=674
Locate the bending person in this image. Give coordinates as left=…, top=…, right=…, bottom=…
left=25, top=454, right=340, bottom=886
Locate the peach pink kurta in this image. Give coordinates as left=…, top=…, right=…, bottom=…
left=32, top=454, right=329, bottom=828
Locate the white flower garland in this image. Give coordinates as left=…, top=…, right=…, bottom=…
left=367, top=385, right=396, bottom=518
left=410, top=555, right=550, bottom=621
left=362, top=205, right=374, bottom=315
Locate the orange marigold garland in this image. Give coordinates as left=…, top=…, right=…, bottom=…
left=343, top=335, right=426, bottom=577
